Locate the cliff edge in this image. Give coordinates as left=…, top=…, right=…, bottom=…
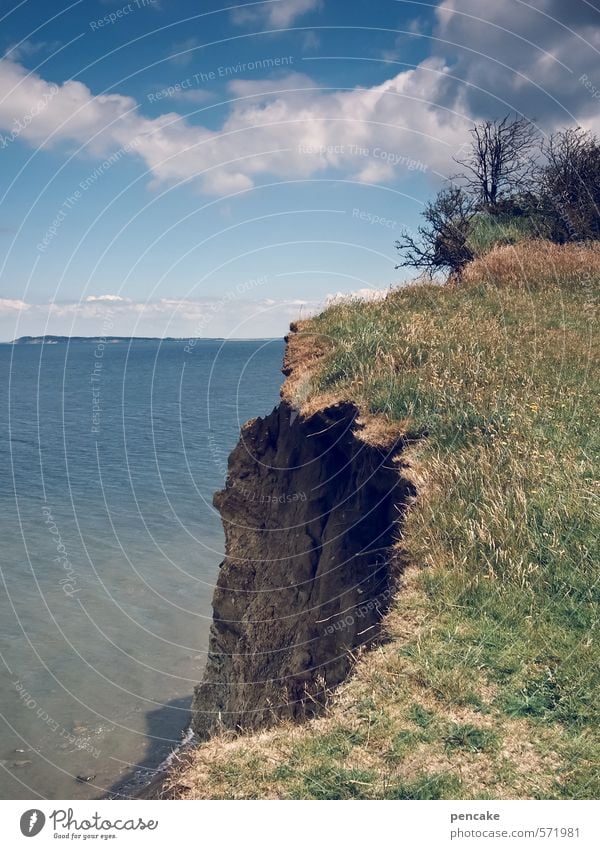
left=191, top=330, right=415, bottom=739
left=166, top=241, right=598, bottom=800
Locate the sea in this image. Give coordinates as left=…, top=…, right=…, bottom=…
left=0, top=338, right=285, bottom=799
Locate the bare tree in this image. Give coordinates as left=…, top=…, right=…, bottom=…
left=454, top=115, right=538, bottom=211
left=539, top=127, right=600, bottom=242
left=395, top=187, right=476, bottom=277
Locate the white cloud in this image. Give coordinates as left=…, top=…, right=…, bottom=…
left=225, top=71, right=310, bottom=97
left=0, top=57, right=144, bottom=155
left=170, top=88, right=213, bottom=104
left=84, top=294, right=130, bottom=302
left=5, top=40, right=62, bottom=62
left=0, top=298, right=30, bottom=313
left=432, top=0, right=600, bottom=128
left=353, top=159, right=396, bottom=185
left=0, top=55, right=466, bottom=196
left=231, top=0, right=322, bottom=29
left=168, top=37, right=201, bottom=67
left=0, top=296, right=320, bottom=340
left=325, top=288, right=391, bottom=305
left=3, top=2, right=596, bottom=203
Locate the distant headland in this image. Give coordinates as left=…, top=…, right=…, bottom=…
left=9, top=335, right=227, bottom=345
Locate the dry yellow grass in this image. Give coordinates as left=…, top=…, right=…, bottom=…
left=460, top=239, right=600, bottom=290
left=166, top=240, right=599, bottom=800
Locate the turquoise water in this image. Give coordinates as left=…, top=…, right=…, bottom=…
left=0, top=339, right=284, bottom=799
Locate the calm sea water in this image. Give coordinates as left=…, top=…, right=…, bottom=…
left=0, top=338, right=284, bottom=799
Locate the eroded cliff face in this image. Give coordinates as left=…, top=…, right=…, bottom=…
left=191, top=398, right=415, bottom=740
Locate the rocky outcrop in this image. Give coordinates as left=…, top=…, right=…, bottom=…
left=192, top=390, right=413, bottom=739
left=191, top=392, right=415, bottom=740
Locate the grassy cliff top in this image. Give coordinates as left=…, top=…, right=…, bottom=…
left=169, top=241, right=599, bottom=800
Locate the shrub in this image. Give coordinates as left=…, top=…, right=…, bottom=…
left=395, top=117, right=600, bottom=276
left=539, top=127, right=600, bottom=243
left=395, top=187, right=475, bottom=277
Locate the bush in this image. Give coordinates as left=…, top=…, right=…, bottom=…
left=395, top=187, right=475, bottom=277
left=538, top=127, right=600, bottom=243
left=394, top=118, right=600, bottom=277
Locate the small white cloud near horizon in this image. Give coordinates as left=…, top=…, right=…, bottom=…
left=0, top=298, right=31, bottom=313
left=0, top=294, right=322, bottom=341
left=84, top=294, right=131, bottom=302
left=0, top=286, right=411, bottom=341
left=325, top=287, right=392, bottom=305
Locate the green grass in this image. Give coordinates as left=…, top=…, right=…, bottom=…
left=171, top=242, right=599, bottom=800
left=409, top=703, right=436, bottom=728
left=296, top=766, right=376, bottom=799
left=466, top=211, right=543, bottom=255
left=302, top=241, right=600, bottom=797
left=384, top=772, right=464, bottom=800
left=444, top=724, right=498, bottom=753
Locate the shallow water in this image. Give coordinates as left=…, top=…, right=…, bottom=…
left=0, top=338, right=284, bottom=799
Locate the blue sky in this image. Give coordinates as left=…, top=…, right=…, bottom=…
left=0, top=0, right=598, bottom=338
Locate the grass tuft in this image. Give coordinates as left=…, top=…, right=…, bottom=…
left=444, top=724, right=498, bottom=753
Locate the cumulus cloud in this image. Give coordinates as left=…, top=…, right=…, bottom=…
left=433, top=0, right=600, bottom=128
left=231, top=0, right=322, bottom=29
left=0, top=55, right=465, bottom=196
left=0, top=56, right=145, bottom=155
left=1, top=3, right=598, bottom=199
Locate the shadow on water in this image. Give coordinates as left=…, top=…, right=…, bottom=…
left=105, top=695, right=192, bottom=800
